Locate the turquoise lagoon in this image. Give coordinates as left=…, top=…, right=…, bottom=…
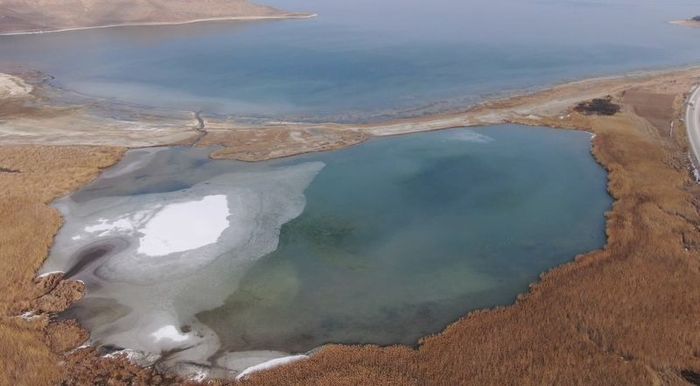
left=43, top=126, right=610, bottom=369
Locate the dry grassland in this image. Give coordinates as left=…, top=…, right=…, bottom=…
left=0, top=146, right=125, bottom=386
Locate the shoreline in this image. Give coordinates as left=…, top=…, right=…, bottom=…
left=2, top=65, right=700, bottom=383
left=0, top=13, right=317, bottom=37
left=5, top=64, right=700, bottom=161
left=670, top=19, right=700, bottom=29
left=0, top=65, right=700, bottom=151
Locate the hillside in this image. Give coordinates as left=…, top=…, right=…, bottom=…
left=0, top=0, right=307, bottom=34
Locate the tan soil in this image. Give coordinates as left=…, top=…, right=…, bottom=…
left=623, top=89, right=676, bottom=136
left=199, top=126, right=368, bottom=161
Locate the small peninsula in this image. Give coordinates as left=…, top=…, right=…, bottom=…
left=0, top=0, right=313, bottom=35
left=670, top=16, right=700, bottom=28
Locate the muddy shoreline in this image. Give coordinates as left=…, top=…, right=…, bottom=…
left=2, top=66, right=700, bottom=160
left=1, top=67, right=700, bottom=384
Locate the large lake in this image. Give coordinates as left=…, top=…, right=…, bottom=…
left=1, top=0, right=699, bottom=121
left=42, top=126, right=610, bottom=374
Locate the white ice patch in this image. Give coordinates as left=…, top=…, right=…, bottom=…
left=151, top=325, right=190, bottom=343
left=37, top=270, right=63, bottom=279
left=41, top=158, right=325, bottom=373
left=450, top=130, right=494, bottom=143
left=78, top=194, right=231, bottom=258
left=85, top=218, right=136, bottom=236
left=236, top=355, right=308, bottom=380
left=137, top=195, right=230, bottom=257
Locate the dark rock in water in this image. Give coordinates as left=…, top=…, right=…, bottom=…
left=692, top=16, right=700, bottom=22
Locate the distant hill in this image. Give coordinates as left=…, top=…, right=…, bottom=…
left=0, top=0, right=309, bottom=34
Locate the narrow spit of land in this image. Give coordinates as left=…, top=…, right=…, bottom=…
left=1, top=67, right=700, bottom=384
left=3, top=67, right=700, bottom=160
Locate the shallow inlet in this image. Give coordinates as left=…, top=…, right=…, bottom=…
left=42, top=125, right=610, bottom=376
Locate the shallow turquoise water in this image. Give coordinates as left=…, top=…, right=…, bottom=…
left=198, top=125, right=611, bottom=352
left=1, top=0, right=699, bottom=121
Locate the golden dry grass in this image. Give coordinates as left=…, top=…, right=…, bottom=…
left=0, top=146, right=124, bottom=386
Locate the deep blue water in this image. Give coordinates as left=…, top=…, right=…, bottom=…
left=1, top=0, right=699, bottom=121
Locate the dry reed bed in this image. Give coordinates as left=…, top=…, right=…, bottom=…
left=0, top=146, right=125, bottom=386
